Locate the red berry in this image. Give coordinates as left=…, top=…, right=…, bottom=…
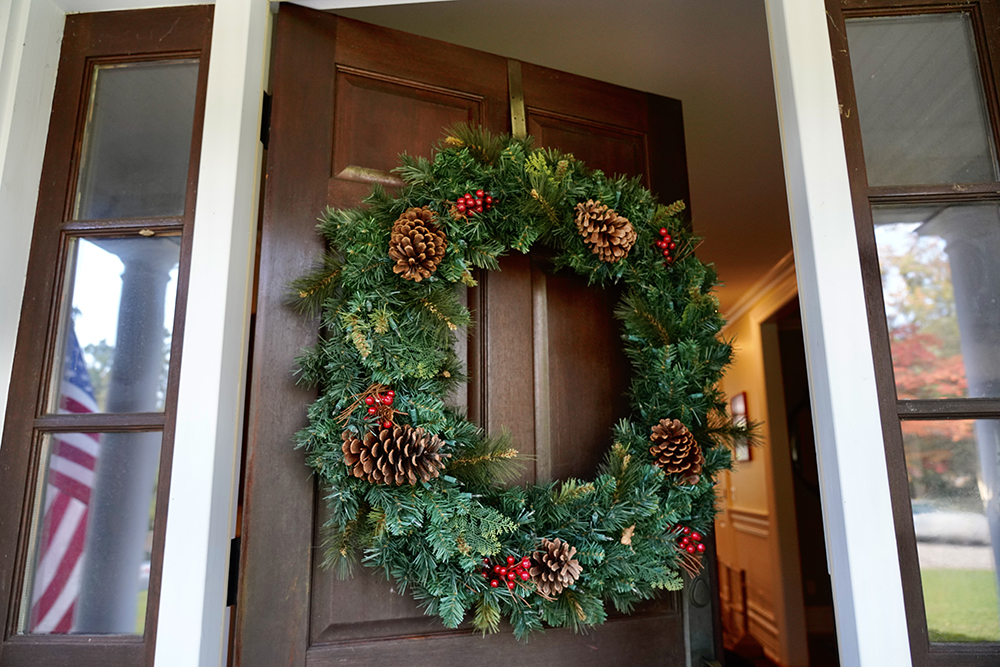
left=383, top=395, right=393, bottom=406
left=682, top=527, right=691, bottom=535
left=506, top=556, right=516, bottom=565
left=476, top=189, right=484, bottom=197
left=475, top=198, right=483, bottom=207
left=521, top=558, right=530, bottom=568
left=476, top=205, right=484, bottom=213
left=669, top=242, right=676, bottom=250
left=507, top=572, right=516, bottom=581
left=456, top=203, right=466, bottom=212
left=490, top=580, right=499, bottom=588
left=656, top=240, right=667, bottom=249
left=659, top=228, right=669, bottom=236
left=493, top=565, right=502, bottom=573
left=520, top=571, right=530, bottom=580
left=663, top=234, right=672, bottom=243
left=691, top=532, right=702, bottom=542
left=386, top=390, right=395, bottom=397
left=506, top=581, right=516, bottom=590
left=485, top=195, right=493, bottom=204
left=482, top=572, right=489, bottom=578
left=382, top=420, right=392, bottom=429
left=364, top=396, right=375, bottom=406
left=668, top=257, right=675, bottom=264
left=468, top=209, right=475, bottom=215
left=696, top=543, right=706, bottom=553
left=498, top=567, right=507, bottom=576
left=687, top=545, right=697, bottom=554
left=680, top=537, right=690, bottom=547
left=484, top=558, right=491, bottom=565
left=662, top=249, right=671, bottom=257
left=367, top=406, right=377, bottom=415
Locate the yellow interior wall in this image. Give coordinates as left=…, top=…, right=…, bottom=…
left=715, top=265, right=806, bottom=666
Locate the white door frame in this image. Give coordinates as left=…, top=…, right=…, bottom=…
left=0, top=0, right=911, bottom=664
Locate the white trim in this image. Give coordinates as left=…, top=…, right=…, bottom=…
left=0, top=0, right=64, bottom=451
left=286, top=0, right=453, bottom=10
left=154, top=0, right=270, bottom=665
left=764, top=1, right=911, bottom=665
left=723, top=250, right=795, bottom=328
left=54, top=0, right=211, bottom=12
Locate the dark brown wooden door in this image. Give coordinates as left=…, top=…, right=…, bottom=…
left=235, top=6, right=694, bottom=665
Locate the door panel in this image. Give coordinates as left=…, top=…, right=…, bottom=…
left=237, top=6, right=696, bottom=665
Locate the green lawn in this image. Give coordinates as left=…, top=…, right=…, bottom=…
left=136, top=590, right=147, bottom=633
left=922, top=569, right=1000, bottom=642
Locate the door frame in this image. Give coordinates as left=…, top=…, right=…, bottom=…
left=0, top=0, right=909, bottom=665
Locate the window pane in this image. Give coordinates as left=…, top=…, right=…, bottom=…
left=74, top=59, right=199, bottom=220
left=49, top=236, right=180, bottom=414
left=903, top=419, right=1000, bottom=642
left=846, top=14, right=997, bottom=186
left=20, top=431, right=161, bottom=635
left=873, top=204, right=1000, bottom=399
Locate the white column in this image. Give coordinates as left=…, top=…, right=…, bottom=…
left=763, top=1, right=912, bottom=665
left=154, top=0, right=271, bottom=665
left=0, top=0, right=64, bottom=448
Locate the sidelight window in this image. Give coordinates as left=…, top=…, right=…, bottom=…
left=829, top=1, right=1000, bottom=663
left=0, top=7, right=211, bottom=665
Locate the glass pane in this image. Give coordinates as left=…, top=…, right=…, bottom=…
left=74, top=59, right=199, bottom=220
left=49, top=236, right=180, bottom=414
left=874, top=204, right=1000, bottom=399
left=846, top=14, right=997, bottom=186
left=20, top=431, right=162, bottom=635
left=904, top=419, right=1000, bottom=642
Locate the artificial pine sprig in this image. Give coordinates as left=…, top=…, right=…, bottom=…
left=294, top=123, right=744, bottom=639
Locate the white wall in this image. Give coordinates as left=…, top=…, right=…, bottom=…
left=0, top=0, right=64, bottom=450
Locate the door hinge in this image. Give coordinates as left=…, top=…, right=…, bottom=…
left=260, top=92, right=273, bottom=150
left=226, top=536, right=241, bottom=607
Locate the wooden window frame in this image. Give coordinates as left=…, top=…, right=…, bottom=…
left=827, top=0, right=1000, bottom=664
left=0, top=7, right=212, bottom=666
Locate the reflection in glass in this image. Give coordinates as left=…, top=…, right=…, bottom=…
left=74, top=59, right=199, bottom=220
left=874, top=204, right=1000, bottom=399
left=50, top=236, right=180, bottom=414
left=846, top=14, right=997, bottom=186
left=904, top=420, right=1000, bottom=641
left=22, top=431, right=161, bottom=635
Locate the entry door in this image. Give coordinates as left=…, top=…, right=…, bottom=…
left=236, top=6, right=693, bottom=665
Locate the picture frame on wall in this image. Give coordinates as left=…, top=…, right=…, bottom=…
left=731, top=391, right=750, bottom=462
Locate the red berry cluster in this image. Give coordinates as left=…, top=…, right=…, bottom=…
left=481, top=554, right=532, bottom=590
left=456, top=189, right=494, bottom=216
left=364, top=389, right=395, bottom=429
left=655, top=227, right=677, bottom=266
left=677, top=526, right=705, bottom=554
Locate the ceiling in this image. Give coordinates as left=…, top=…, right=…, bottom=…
left=331, top=0, right=793, bottom=315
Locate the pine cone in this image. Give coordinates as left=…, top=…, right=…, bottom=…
left=649, top=418, right=704, bottom=484
left=388, top=206, right=447, bottom=282
left=341, top=424, right=449, bottom=485
left=529, top=538, right=582, bottom=597
left=574, top=199, right=637, bottom=263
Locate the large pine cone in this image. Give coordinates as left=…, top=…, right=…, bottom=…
left=649, top=418, right=704, bottom=484
left=388, top=206, right=447, bottom=282
left=529, top=537, right=582, bottom=597
left=574, top=199, right=637, bottom=263
left=341, top=424, right=449, bottom=485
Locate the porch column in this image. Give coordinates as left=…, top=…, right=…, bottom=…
left=764, top=0, right=912, bottom=664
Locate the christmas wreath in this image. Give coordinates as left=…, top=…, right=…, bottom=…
left=292, top=125, right=747, bottom=638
